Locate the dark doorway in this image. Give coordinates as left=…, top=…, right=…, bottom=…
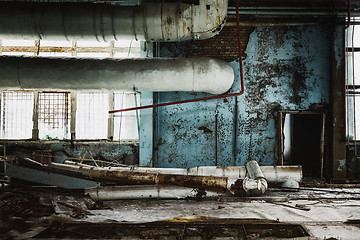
left=282, top=113, right=325, bottom=178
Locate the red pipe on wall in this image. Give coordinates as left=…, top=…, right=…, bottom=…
left=109, top=0, right=244, bottom=114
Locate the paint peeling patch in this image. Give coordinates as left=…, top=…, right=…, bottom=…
left=337, top=159, right=346, bottom=171
left=198, top=126, right=212, bottom=133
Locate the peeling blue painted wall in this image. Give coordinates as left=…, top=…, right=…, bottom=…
left=145, top=25, right=330, bottom=168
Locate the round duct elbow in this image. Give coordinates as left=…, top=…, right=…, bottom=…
left=244, top=160, right=268, bottom=196
left=0, top=56, right=234, bottom=95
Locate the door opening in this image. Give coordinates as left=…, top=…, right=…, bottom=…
left=280, top=112, right=325, bottom=179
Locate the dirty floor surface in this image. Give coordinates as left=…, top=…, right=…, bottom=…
left=1, top=184, right=360, bottom=239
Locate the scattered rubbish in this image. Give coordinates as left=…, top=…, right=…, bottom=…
left=31, top=219, right=311, bottom=239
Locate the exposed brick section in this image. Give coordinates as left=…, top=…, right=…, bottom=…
left=160, top=25, right=254, bottom=62
left=188, top=25, right=254, bottom=62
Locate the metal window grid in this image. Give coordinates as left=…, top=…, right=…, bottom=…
left=0, top=39, right=141, bottom=141
left=38, top=92, right=70, bottom=138
left=0, top=91, right=33, bottom=139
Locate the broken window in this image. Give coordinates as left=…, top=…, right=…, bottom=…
left=113, top=91, right=140, bottom=140
left=0, top=91, right=33, bottom=139
left=346, top=21, right=360, bottom=141
left=76, top=92, right=108, bottom=140
left=38, top=92, right=70, bottom=140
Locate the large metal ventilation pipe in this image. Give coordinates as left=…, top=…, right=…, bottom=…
left=0, top=0, right=228, bottom=42
left=0, top=56, right=234, bottom=94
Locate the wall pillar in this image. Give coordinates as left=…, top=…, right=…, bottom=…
left=330, top=23, right=347, bottom=179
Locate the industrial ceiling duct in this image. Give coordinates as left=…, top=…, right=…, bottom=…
left=0, top=0, right=228, bottom=42
left=0, top=56, right=234, bottom=94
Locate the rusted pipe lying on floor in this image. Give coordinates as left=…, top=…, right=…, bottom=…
left=49, top=162, right=241, bottom=193
left=59, top=160, right=302, bottom=187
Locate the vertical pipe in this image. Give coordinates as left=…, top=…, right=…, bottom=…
left=215, top=110, right=218, bottom=166
left=235, top=0, right=245, bottom=95
left=152, top=92, right=159, bottom=167
left=32, top=91, right=39, bottom=140
left=233, top=96, right=238, bottom=165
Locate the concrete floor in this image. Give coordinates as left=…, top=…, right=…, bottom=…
left=2, top=185, right=360, bottom=239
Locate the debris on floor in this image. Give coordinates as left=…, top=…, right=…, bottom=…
left=1, top=157, right=360, bottom=239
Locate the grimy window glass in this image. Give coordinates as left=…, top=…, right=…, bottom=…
left=38, top=92, right=70, bottom=140
left=0, top=91, right=33, bottom=139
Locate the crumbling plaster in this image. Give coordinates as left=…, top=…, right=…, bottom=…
left=150, top=25, right=330, bottom=168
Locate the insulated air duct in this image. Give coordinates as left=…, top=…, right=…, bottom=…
left=0, top=0, right=228, bottom=42
left=0, top=56, right=234, bottom=94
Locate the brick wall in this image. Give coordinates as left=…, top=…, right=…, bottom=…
left=160, top=25, right=254, bottom=62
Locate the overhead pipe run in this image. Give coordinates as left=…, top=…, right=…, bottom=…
left=0, top=0, right=228, bottom=42
left=110, top=0, right=244, bottom=114
left=0, top=56, right=234, bottom=95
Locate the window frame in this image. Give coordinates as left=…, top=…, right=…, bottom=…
left=0, top=39, right=142, bottom=142
left=346, top=23, right=360, bottom=142
left=0, top=89, right=140, bottom=142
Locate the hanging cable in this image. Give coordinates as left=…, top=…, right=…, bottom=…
left=117, top=92, right=125, bottom=144
left=134, top=92, right=140, bottom=139
left=127, top=40, right=133, bottom=57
